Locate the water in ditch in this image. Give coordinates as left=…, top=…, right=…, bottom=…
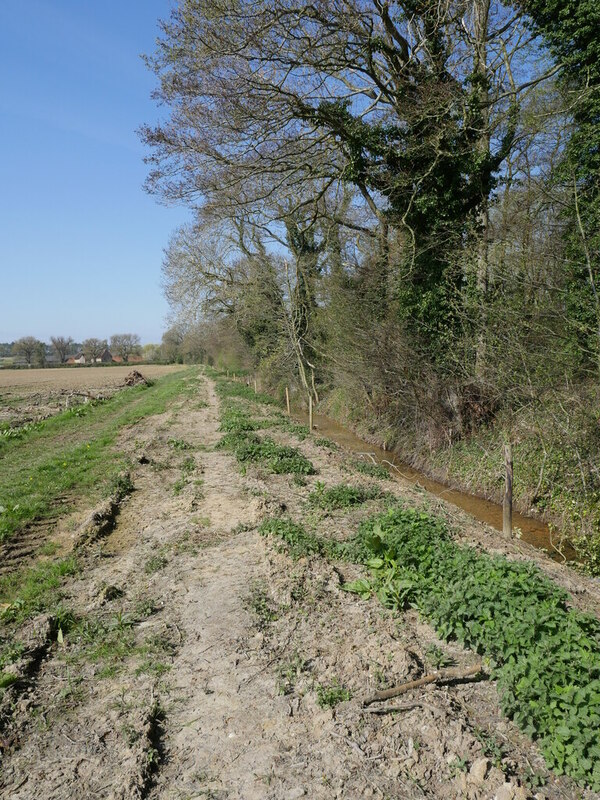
left=294, top=409, right=575, bottom=563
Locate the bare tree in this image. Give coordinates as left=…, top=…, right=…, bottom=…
left=50, top=336, right=74, bottom=364
left=161, top=326, right=185, bottom=363
left=110, top=334, right=141, bottom=363
left=12, top=336, right=42, bottom=366
left=82, top=338, right=107, bottom=362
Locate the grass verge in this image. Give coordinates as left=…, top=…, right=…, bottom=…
left=0, top=557, right=79, bottom=625
left=0, top=368, right=192, bottom=542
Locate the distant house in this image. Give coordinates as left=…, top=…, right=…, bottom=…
left=63, top=350, right=141, bottom=365
left=111, top=353, right=143, bottom=364
left=96, top=349, right=113, bottom=363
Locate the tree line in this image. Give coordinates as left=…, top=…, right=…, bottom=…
left=5, top=334, right=143, bottom=366
left=141, top=0, right=600, bottom=563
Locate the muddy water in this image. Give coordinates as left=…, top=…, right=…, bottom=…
left=294, top=409, right=575, bottom=562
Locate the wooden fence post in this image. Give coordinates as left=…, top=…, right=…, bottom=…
left=285, top=386, right=291, bottom=416
left=503, top=441, right=513, bottom=537
left=309, top=394, right=313, bottom=432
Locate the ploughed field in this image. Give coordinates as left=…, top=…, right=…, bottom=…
left=1, top=367, right=600, bottom=799
left=0, top=365, right=183, bottom=428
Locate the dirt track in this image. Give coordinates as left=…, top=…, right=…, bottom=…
left=1, top=372, right=598, bottom=799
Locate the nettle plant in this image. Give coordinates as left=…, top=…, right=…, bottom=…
left=262, top=505, right=600, bottom=789
left=308, top=481, right=388, bottom=510
left=346, top=507, right=600, bottom=789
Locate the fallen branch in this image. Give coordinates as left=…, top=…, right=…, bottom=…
left=362, top=700, right=443, bottom=717
left=362, top=663, right=484, bottom=706
left=362, top=701, right=422, bottom=714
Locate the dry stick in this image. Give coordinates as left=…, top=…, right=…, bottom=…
left=362, top=701, right=443, bottom=717
left=254, top=379, right=257, bottom=394
left=362, top=663, right=483, bottom=706
left=308, top=394, right=313, bottom=431
left=285, top=386, right=291, bottom=416
left=362, top=701, right=422, bottom=715
left=503, top=441, right=513, bottom=538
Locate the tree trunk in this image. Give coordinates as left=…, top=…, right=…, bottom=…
left=473, top=0, right=491, bottom=381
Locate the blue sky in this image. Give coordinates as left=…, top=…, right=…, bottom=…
left=0, top=0, right=190, bottom=344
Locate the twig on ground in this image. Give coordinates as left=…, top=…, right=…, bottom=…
left=362, top=663, right=484, bottom=706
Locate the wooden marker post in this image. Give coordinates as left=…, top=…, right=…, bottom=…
left=503, top=441, right=513, bottom=537
left=254, top=379, right=257, bottom=394
left=285, top=386, right=291, bottom=416
left=308, top=395, right=313, bottom=432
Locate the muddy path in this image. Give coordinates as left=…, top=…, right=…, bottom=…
left=1, top=372, right=598, bottom=799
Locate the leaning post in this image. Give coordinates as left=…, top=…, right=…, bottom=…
left=503, top=441, right=513, bottom=537
left=285, top=386, right=291, bottom=416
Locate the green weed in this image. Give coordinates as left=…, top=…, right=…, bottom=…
left=316, top=679, right=352, bottom=708
left=246, top=583, right=279, bottom=629
left=172, top=478, right=187, bottom=495
left=218, top=431, right=315, bottom=475
left=259, top=518, right=335, bottom=560
left=0, top=641, right=24, bottom=669
left=0, top=557, right=79, bottom=624
left=272, top=419, right=310, bottom=441
left=473, top=726, right=508, bottom=769
left=168, top=437, right=193, bottom=451
left=219, top=406, right=263, bottom=433
left=144, top=554, right=168, bottom=574
left=214, top=379, right=277, bottom=406
left=277, top=651, right=309, bottom=695
left=308, top=481, right=387, bottom=510
left=314, top=437, right=338, bottom=450
left=38, top=540, right=60, bottom=556
left=106, top=471, right=134, bottom=501
left=425, top=643, right=454, bottom=669
left=354, top=460, right=390, bottom=480
left=0, top=673, right=19, bottom=689
left=69, top=615, right=136, bottom=677
left=181, top=456, right=196, bottom=476
left=448, top=756, right=469, bottom=776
